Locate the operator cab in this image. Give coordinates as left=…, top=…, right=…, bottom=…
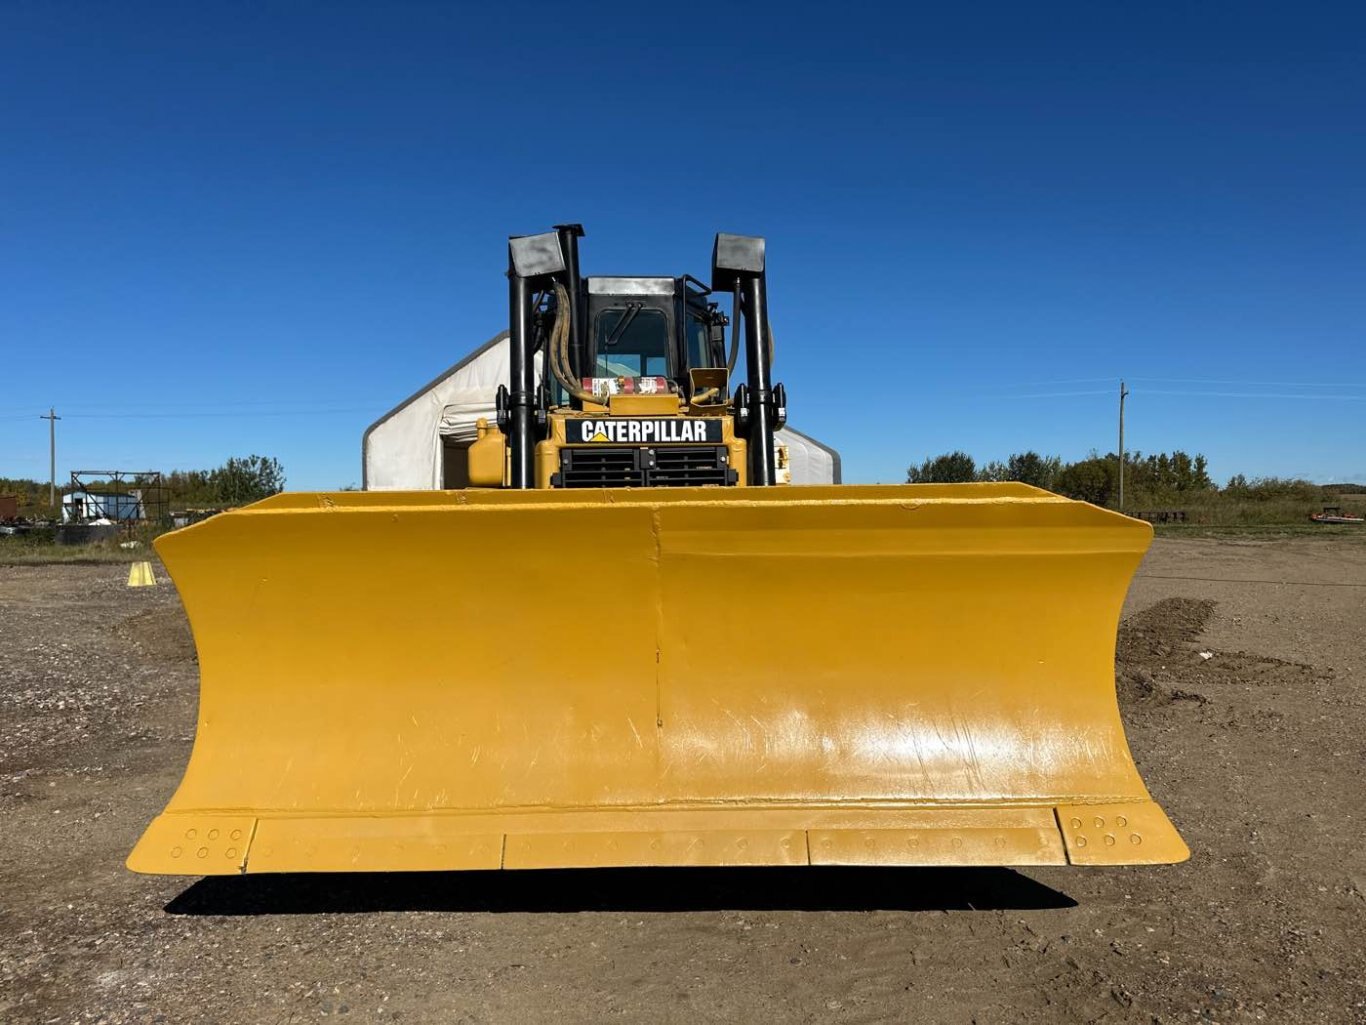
left=546, top=275, right=727, bottom=405
left=494, top=224, right=785, bottom=490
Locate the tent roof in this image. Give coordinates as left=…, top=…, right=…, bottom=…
left=361, top=332, right=508, bottom=489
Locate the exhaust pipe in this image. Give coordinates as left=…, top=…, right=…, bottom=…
left=712, top=233, right=778, bottom=486
left=505, top=231, right=566, bottom=488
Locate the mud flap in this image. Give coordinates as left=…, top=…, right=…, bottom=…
left=128, top=483, right=1188, bottom=875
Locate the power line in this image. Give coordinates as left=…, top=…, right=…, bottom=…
left=1141, top=390, right=1366, bottom=401
left=1001, top=388, right=1365, bottom=402
left=961, top=376, right=1366, bottom=398
left=1010, top=389, right=1113, bottom=399
left=1130, top=376, right=1366, bottom=389
left=52, top=396, right=381, bottom=412
left=62, top=407, right=377, bottom=420
left=1000, top=377, right=1117, bottom=387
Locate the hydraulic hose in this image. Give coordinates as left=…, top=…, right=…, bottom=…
left=546, top=281, right=602, bottom=406
left=692, top=297, right=765, bottom=406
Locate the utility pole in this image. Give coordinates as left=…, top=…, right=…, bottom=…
left=1117, top=381, right=1129, bottom=511
left=40, top=407, right=61, bottom=511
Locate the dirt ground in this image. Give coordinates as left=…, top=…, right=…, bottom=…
left=2, top=537, right=1364, bottom=1024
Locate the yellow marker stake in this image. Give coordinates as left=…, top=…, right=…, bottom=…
left=127, top=561, right=156, bottom=587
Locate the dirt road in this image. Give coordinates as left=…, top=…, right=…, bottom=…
left=2, top=538, right=1364, bottom=1024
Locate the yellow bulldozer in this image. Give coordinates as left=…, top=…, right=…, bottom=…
left=129, top=225, right=1187, bottom=876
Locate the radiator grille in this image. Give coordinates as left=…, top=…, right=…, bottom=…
left=555, top=447, right=736, bottom=488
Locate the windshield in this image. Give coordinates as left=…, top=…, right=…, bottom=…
left=593, top=306, right=670, bottom=379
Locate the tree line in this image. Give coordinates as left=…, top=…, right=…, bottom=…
left=160, top=455, right=286, bottom=506
left=907, top=449, right=1327, bottom=507
left=0, top=455, right=284, bottom=517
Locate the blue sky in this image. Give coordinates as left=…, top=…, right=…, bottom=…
left=3, top=2, right=1363, bottom=488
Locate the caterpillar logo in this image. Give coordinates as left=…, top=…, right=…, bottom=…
left=573, top=418, right=723, bottom=444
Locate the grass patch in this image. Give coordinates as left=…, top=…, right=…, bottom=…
left=1153, top=522, right=1366, bottom=541
left=1128, top=491, right=1365, bottom=528
left=0, top=540, right=157, bottom=565
left=0, top=524, right=167, bottom=566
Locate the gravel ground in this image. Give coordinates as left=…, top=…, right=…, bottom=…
left=1, top=538, right=1364, bottom=1024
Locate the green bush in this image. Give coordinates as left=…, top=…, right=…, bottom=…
left=906, top=451, right=977, bottom=483
left=1055, top=457, right=1116, bottom=506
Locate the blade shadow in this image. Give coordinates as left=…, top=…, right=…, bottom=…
left=165, top=866, right=1075, bottom=916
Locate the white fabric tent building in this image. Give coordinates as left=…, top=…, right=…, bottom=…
left=363, top=332, right=840, bottom=490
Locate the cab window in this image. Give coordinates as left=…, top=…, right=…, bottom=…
left=593, top=307, right=670, bottom=379
left=684, top=311, right=713, bottom=369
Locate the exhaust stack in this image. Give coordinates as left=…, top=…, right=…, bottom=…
left=712, top=233, right=780, bottom=486
left=504, top=230, right=566, bottom=488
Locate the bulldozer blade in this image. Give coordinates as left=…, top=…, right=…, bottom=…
left=128, top=483, right=1188, bottom=875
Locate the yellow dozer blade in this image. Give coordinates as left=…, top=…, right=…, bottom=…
left=129, top=483, right=1187, bottom=875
